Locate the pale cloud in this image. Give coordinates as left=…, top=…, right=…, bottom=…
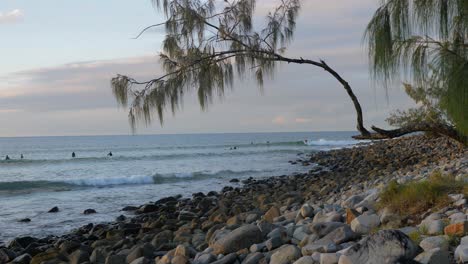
left=0, top=9, right=24, bottom=24
left=272, top=115, right=287, bottom=125
left=295, top=118, right=312, bottom=124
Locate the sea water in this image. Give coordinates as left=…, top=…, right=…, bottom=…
left=0, top=131, right=361, bottom=243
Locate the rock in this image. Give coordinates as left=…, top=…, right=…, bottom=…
left=152, top=230, right=173, bottom=248
left=414, top=248, right=450, bottom=264
left=320, top=253, right=339, bottom=264
left=18, top=218, right=31, bottom=223
left=293, top=225, right=310, bottom=241
left=300, top=204, right=315, bottom=218
left=90, top=247, right=109, bottom=263
left=338, top=230, right=419, bottom=264
left=30, top=251, right=59, bottom=264
left=293, top=256, right=315, bottom=264
left=455, top=244, right=468, bottom=263
left=419, top=236, right=449, bottom=251
left=350, top=214, right=380, bottom=235
left=449, top=212, right=466, bottom=224
left=318, top=226, right=358, bottom=245
left=83, top=208, right=97, bottom=214
left=444, top=221, right=468, bottom=236
left=105, top=255, right=127, bottom=264
left=130, top=257, right=151, bottom=264
left=379, top=207, right=400, bottom=225
left=345, top=209, right=359, bottom=225
left=178, top=210, right=198, bottom=221
left=0, top=248, right=16, bottom=263
left=210, top=224, right=263, bottom=254
left=193, top=253, right=217, bottom=264
left=48, top=206, right=59, bottom=213
left=343, top=195, right=364, bottom=209
left=264, top=206, right=281, bottom=223
left=210, top=253, right=237, bottom=264
left=310, top=222, right=346, bottom=238
left=10, top=253, right=31, bottom=264
left=265, top=236, right=283, bottom=251
left=69, top=249, right=90, bottom=264
left=270, top=245, right=301, bottom=264
left=122, top=205, right=139, bottom=211
left=242, top=252, right=265, bottom=264
left=313, top=211, right=342, bottom=224
left=229, top=178, right=240, bottom=183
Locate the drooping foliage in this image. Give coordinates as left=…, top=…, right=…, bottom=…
left=365, top=0, right=468, bottom=137
left=112, top=0, right=302, bottom=129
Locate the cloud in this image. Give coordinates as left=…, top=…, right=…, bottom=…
left=0, top=9, right=24, bottom=24
left=272, top=116, right=287, bottom=125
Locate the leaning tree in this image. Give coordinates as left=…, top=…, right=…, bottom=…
left=111, top=0, right=372, bottom=137
left=364, top=0, right=467, bottom=142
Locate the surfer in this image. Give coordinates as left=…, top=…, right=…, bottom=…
left=5, top=155, right=10, bottom=160
left=107, top=152, right=113, bottom=157
left=72, top=152, right=76, bottom=158
left=20, top=154, right=24, bottom=159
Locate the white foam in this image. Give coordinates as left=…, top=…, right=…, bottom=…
left=304, top=138, right=368, bottom=146
left=65, top=175, right=156, bottom=186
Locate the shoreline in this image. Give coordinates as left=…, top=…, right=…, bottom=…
left=1, top=135, right=466, bottom=264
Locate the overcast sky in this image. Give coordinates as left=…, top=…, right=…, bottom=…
left=0, top=0, right=415, bottom=137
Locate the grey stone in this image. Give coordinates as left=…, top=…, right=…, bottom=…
left=242, top=252, right=264, bottom=264
left=210, top=224, right=263, bottom=255
left=301, top=204, right=315, bottom=218
left=105, top=254, right=126, bottom=264
left=292, top=256, right=315, bottom=264
left=320, top=253, right=339, bottom=264
left=310, top=222, right=346, bottom=238
left=338, top=230, right=419, bottom=264
left=414, top=248, right=450, bottom=264
left=266, top=236, right=284, bottom=251
left=455, top=244, right=468, bottom=263
left=270, top=245, right=301, bottom=264
left=69, top=249, right=90, bottom=264
left=343, top=195, right=364, bottom=209
left=419, top=236, right=449, bottom=251
left=350, top=214, right=380, bottom=235
left=313, top=211, right=342, bottom=224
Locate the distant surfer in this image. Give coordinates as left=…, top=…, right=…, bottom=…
left=304, top=139, right=308, bottom=145
left=233, top=146, right=237, bottom=150
left=20, top=154, right=24, bottom=159
left=107, top=152, right=113, bottom=157
left=72, top=152, right=76, bottom=158
left=5, top=155, right=10, bottom=160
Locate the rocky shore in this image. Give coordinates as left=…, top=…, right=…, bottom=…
left=1, top=135, right=467, bottom=264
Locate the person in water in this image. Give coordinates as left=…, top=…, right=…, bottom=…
left=72, top=152, right=76, bottom=158
left=5, top=155, right=10, bottom=160
left=107, top=152, right=113, bottom=157
left=20, top=154, right=24, bottom=159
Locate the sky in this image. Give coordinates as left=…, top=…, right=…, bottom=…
left=0, top=0, right=415, bottom=137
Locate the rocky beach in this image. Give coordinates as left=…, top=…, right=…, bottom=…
left=1, top=135, right=467, bottom=264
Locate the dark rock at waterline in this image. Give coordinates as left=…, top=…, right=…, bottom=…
left=18, top=218, right=31, bottom=223
left=48, top=206, right=59, bottom=213
left=116, top=215, right=127, bottom=222
left=83, top=209, right=97, bottom=215
left=122, top=206, right=138, bottom=211
left=229, top=178, right=240, bottom=183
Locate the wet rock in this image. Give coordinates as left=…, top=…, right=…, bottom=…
left=83, top=209, right=97, bottom=215
left=48, top=206, right=59, bottom=213
left=10, top=253, right=32, bottom=264
left=300, top=204, right=314, bottom=218
left=338, top=230, right=419, bottom=264
left=18, top=218, right=31, bottom=223
left=292, top=256, right=315, bottom=264
left=210, top=224, right=263, bottom=254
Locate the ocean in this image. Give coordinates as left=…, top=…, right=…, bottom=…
left=0, top=131, right=362, bottom=243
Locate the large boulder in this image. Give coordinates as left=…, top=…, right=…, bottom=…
left=338, top=230, right=419, bottom=264
left=414, top=248, right=451, bottom=264
left=210, top=224, right=263, bottom=254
